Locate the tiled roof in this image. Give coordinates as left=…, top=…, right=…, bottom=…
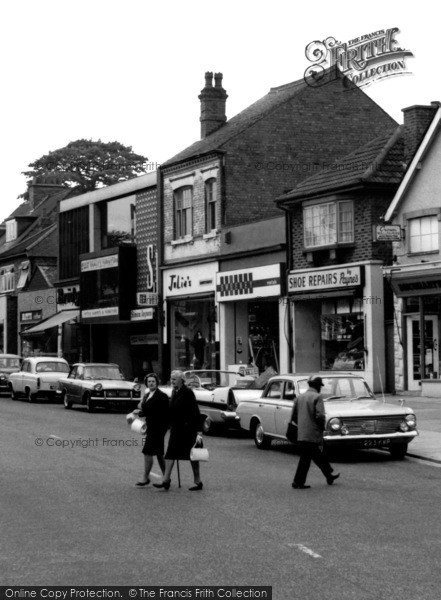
left=162, top=77, right=308, bottom=166
left=277, top=125, right=405, bottom=201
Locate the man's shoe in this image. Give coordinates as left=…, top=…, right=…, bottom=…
left=135, top=479, right=150, bottom=487
left=153, top=480, right=171, bottom=490
left=292, top=483, right=311, bottom=489
left=189, top=482, right=203, bottom=491
left=327, top=473, right=340, bottom=485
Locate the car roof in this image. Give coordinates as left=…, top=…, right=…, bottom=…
left=27, top=356, right=68, bottom=362
left=268, top=372, right=365, bottom=379
left=0, top=354, right=21, bottom=358
left=72, top=363, right=120, bottom=368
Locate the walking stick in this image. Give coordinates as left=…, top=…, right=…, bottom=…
left=177, top=460, right=181, bottom=488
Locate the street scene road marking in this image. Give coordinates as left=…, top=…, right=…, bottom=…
left=288, top=543, right=322, bottom=558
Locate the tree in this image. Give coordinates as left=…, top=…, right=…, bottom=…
left=22, top=139, right=149, bottom=195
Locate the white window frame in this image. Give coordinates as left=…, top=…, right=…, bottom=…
left=0, top=265, right=15, bottom=292
left=16, top=261, right=30, bottom=290
left=408, top=215, right=439, bottom=254
left=5, top=220, right=17, bottom=242
left=304, top=200, right=354, bottom=249
left=205, top=179, right=217, bottom=233
left=174, top=187, right=193, bottom=239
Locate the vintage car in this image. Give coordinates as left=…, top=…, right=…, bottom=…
left=235, top=373, right=418, bottom=459
left=0, top=354, right=21, bottom=396
left=9, top=356, right=70, bottom=402
left=56, top=362, right=142, bottom=412
left=160, top=369, right=252, bottom=434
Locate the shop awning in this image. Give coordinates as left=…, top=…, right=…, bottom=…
left=21, top=309, right=80, bottom=335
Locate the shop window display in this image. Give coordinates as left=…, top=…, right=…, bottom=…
left=248, top=301, right=279, bottom=373
left=321, top=299, right=365, bottom=370
left=172, top=298, right=216, bottom=370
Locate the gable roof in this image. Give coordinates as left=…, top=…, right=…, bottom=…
left=276, top=125, right=406, bottom=203
left=385, top=105, right=441, bottom=221
left=162, top=68, right=390, bottom=168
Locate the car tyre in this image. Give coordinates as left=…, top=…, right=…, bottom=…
left=389, top=442, right=408, bottom=460
left=202, top=416, right=215, bottom=435
left=26, top=388, right=37, bottom=403
left=85, top=393, right=95, bottom=413
left=253, top=421, right=271, bottom=450
left=64, top=393, right=73, bottom=410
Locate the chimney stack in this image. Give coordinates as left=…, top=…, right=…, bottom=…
left=402, top=102, right=440, bottom=163
left=199, top=71, right=228, bottom=139
left=27, top=175, right=66, bottom=210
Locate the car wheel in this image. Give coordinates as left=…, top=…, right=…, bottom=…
left=63, top=393, right=73, bottom=410
left=85, top=393, right=94, bottom=413
left=202, top=416, right=215, bottom=435
left=10, top=385, right=18, bottom=400
left=253, top=421, right=271, bottom=450
left=26, top=388, right=37, bottom=403
left=389, top=442, right=408, bottom=460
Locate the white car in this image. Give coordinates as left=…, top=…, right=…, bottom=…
left=9, top=356, right=70, bottom=402
left=161, top=370, right=253, bottom=434
left=236, top=373, right=418, bottom=459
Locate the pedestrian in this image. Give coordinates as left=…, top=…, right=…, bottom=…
left=153, top=369, right=204, bottom=491
left=292, top=375, right=340, bottom=489
left=135, top=373, right=169, bottom=487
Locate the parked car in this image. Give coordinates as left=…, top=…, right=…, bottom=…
left=9, top=356, right=70, bottom=402
left=56, top=363, right=142, bottom=412
left=160, top=370, right=253, bottom=434
left=0, top=354, right=21, bottom=396
left=236, top=373, right=418, bottom=459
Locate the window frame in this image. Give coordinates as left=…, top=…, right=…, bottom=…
left=5, top=220, right=17, bottom=242
left=303, top=200, right=354, bottom=249
left=408, top=214, right=439, bottom=255
left=0, top=265, right=15, bottom=292
left=205, top=178, right=217, bottom=233
left=174, top=186, right=193, bottom=240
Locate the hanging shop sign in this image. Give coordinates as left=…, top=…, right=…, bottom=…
left=374, top=224, right=402, bottom=241
left=216, top=264, right=282, bottom=302
left=130, top=308, right=154, bottom=321
left=137, top=292, right=158, bottom=306
left=164, top=262, right=217, bottom=297
left=288, top=265, right=362, bottom=293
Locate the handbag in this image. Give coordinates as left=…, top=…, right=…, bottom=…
left=190, top=440, right=209, bottom=462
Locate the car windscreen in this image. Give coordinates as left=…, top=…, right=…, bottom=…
left=36, top=362, right=70, bottom=373
left=188, top=371, right=235, bottom=387
left=321, top=377, right=374, bottom=400
left=84, top=366, right=123, bottom=380
left=0, top=358, right=20, bottom=368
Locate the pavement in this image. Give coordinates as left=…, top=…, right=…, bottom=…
left=384, top=392, right=441, bottom=464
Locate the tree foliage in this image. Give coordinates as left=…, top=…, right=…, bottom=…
left=22, top=139, right=149, bottom=195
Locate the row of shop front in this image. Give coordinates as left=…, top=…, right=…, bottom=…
left=13, top=253, right=393, bottom=391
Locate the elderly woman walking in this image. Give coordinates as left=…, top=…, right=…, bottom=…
left=153, top=370, right=204, bottom=491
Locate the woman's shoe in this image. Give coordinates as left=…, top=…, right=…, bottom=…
left=153, top=480, right=171, bottom=490
left=135, top=479, right=150, bottom=487
left=189, top=482, right=203, bottom=491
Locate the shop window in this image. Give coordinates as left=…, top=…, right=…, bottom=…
left=0, top=265, right=15, bottom=292
left=409, top=215, right=438, bottom=253
left=171, top=298, right=216, bottom=370
left=205, top=179, right=217, bottom=232
left=304, top=200, right=353, bottom=248
left=174, top=187, right=193, bottom=239
left=320, top=300, right=364, bottom=370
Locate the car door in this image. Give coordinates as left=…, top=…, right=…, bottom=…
left=21, top=360, right=33, bottom=392
left=14, top=359, right=28, bottom=393
left=258, top=380, right=284, bottom=435
left=274, top=380, right=296, bottom=436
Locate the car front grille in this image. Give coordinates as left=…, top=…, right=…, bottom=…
left=341, top=416, right=403, bottom=435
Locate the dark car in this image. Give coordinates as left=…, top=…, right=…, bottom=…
left=0, top=354, right=21, bottom=396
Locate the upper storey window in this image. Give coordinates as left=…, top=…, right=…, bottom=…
left=409, top=215, right=438, bottom=253
left=5, top=220, right=17, bottom=242
left=304, top=201, right=354, bottom=248
left=205, top=179, right=217, bottom=233
left=174, top=186, right=193, bottom=239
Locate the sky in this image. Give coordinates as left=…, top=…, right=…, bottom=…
left=1, top=0, right=439, bottom=223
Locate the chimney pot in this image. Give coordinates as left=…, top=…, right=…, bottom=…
left=199, top=71, right=228, bottom=139
left=214, top=73, right=223, bottom=88
left=204, top=72, right=213, bottom=87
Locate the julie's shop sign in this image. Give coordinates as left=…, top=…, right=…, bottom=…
left=288, top=266, right=362, bottom=293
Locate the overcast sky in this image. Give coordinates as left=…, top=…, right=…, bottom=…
left=1, top=0, right=438, bottom=223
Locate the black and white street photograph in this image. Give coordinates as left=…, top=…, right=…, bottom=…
left=1, top=1, right=441, bottom=599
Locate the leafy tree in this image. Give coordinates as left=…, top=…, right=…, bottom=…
left=22, top=139, right=149, bottom=195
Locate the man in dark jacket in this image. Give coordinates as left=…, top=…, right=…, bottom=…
left=292, top=375, right=340, bottom=489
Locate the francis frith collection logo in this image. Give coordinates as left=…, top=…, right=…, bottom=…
left=304, top=27, right=413, bottom=88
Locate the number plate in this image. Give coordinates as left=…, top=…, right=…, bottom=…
left=363, top=438, right=390, bottom=448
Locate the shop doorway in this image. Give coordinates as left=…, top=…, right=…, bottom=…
left=406, top=315, right=439, bottom=390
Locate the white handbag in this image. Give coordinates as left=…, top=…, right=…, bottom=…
left=190, top=440, right=209, bottom=462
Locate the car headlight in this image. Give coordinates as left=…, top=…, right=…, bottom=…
left=328, top=417, right=342, bottom=432
left=405, top=414, right=417, bottom=430
left=133, top=383, right=141, bottom=392
left=94, top=383, right=103, bottom=392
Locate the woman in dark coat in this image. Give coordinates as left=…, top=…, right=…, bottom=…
left=135, top=373, right=169, bottom=486
left=153, top=370, right=204, bottom=491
